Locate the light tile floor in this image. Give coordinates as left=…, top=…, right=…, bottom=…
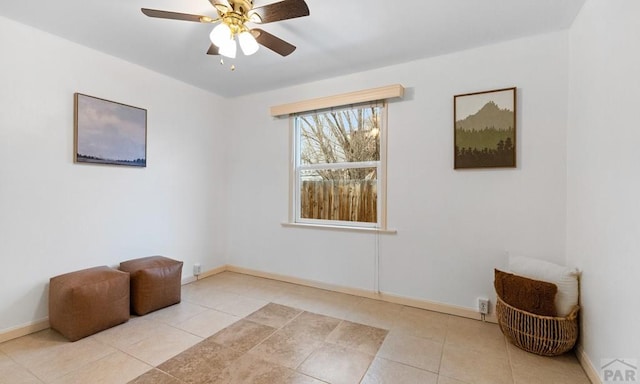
left=0, top=272, right=591, bottom=384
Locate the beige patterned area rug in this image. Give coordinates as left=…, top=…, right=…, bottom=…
left=128, top=303, right=388, bottom=384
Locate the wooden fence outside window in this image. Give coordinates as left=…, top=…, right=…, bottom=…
left=300, top=180, right=377, bottom=223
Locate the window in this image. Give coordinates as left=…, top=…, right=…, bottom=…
left=292, top=102, right=386, bottom=228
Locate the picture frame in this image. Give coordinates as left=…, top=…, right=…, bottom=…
left=74, top=93, right=147, bottom=167
left=454, top=87, right=516, bottom=169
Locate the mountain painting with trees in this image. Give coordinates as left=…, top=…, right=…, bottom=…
left=454, top=87, right=516, bottom=168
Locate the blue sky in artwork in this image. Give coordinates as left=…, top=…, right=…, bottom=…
left=76, top=95, right=146, bottom=161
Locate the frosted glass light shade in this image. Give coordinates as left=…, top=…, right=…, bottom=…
left=210, top=23, right=232, bottom=47
left=218, top=38, right=237, bottom=58
left=238, top=31, right=259, bottom=55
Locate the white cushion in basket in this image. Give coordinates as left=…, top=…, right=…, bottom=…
left=508, top=255, right=579, bottom=317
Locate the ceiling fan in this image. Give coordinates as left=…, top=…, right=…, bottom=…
left=141, top=0, right=310, bottom=59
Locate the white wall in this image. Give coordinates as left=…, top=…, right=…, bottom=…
left=225, top=31, right=570, bottom=311
left=567, top=0, right=640, bottom=368
left=0, top=16, right=229, bottom=332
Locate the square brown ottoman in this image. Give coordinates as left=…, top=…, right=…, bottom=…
left=119, top=256, right=183, bottom=315
left=49, top=266, right=130, bottom=341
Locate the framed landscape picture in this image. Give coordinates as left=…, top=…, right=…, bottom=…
left=454, top=87, right=516, bottom=169
left=74, top=93, right=147, bottom=167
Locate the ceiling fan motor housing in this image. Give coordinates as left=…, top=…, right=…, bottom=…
left=220, top=0, right=257, bottom=34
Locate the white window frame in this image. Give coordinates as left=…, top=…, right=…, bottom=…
left=271, top=84, right=403, bottom=232
left=291, top=102, right=388, bottom=229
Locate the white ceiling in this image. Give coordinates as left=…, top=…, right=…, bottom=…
left=0, top=0, right=586, bottom=98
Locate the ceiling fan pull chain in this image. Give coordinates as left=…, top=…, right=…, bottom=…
left=219, top=58, right=235, bottom=71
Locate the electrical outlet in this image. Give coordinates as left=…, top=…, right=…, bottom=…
left=193, top=263, right=202, bottom=276
left=478, top=298, right=489, bottom=314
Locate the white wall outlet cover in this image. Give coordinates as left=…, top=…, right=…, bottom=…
left=478, top=298, right=490, bottom=314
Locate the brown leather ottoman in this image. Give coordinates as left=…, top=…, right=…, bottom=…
left=119, top=256, right=183, bottom=315
left=49, top=266, right=130, bottom=341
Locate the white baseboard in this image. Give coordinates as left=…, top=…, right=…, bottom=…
left=576, top=344, right=601, bottom=384
left=225, top=265, right=497, bottom=323
left=0, top=319, right=49, bottom=344
left=195, top=264, right=227, bottom=280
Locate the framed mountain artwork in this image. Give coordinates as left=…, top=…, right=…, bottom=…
left=454, top=87, right=516, bottom=169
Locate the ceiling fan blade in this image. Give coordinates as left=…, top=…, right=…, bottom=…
left=251, top=28, right=296, bottom=56
left=141, top=8, right=214, bottom=23
left=206, top=44, right=220, bottom=55
left=249, top=0, right=309, bottom=24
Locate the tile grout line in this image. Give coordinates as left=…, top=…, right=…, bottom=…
left=506, top=337, right=517, bottom=384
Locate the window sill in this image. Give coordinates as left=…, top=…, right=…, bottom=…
left=281, top=222, right=397, bottom=234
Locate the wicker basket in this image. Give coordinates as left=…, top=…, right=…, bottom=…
left=496, top=296, right=579, bottom=356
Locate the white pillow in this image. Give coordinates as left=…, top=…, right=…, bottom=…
left=508, top=255, right=579, bottom=317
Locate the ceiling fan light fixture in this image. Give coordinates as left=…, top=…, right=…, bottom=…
left=210, top=22, right=232, bottom=47
left=218, top=38, right=237, bottom=58
left=142, top=0, right=311, bottom=59
left=238, top=31, right=259, bottom=55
